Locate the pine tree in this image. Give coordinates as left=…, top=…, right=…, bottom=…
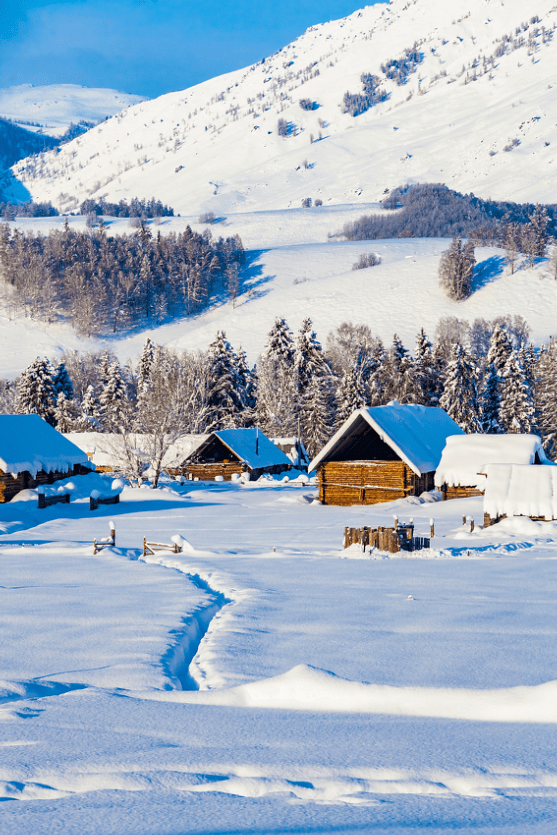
left=504, top=223, right=519, bottom=275
left=334, top=353, right=367, bottom=429
left=16, top=357, right=56, bottom=425
left=53, top=392, right=77, bottom=433
left=236, top=347, right=255, bottom=425
left=206, top=331, right=242, bottom=429
left=438, top=237, right=475, bottom=300
left=99, top=361, right=128, bottom=431
left=300, top=374, right=331, bottom=459
left=136, top=337, right=155, bottom=396
left=499, top=353, right=538, bottom=434
left=536, top=341, right=557, bottom=457
left=81, top=384, right=102, bottom=429
left=256, top=318, right=298, bottom=436
left=439, top=344, right=481, bottom=432
left=295, top=318, right=328, bottom=396
left=479, top=362, right=500, bottom=433
left=52, top=361, right=74, bottom=400
left=486, top=325, right=513, bottom=375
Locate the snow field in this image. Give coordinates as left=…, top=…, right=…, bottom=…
left=2, top=474, right=557, bottom=830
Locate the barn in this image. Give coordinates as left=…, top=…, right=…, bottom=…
left=0, top=415, right=92, bottom=502
left=309, top=402, right=463, bottom=506
left=178, top=427, right=293, bottom=481
left=435, top=434, right=549, bottom=500
left=483, top=462, right=557, bottom=525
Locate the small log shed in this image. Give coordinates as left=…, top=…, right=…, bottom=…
left=483, top=462, right=557, bottom=525
left=178, top=427, right=293, bottom=481
left=435, top=434, right=549, bottom=500
left=309, top=402, right=463, bottom=506
left=0, top=415, right=93, bottom=503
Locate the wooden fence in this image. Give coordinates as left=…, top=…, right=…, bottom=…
left=90, top=493, right=120, bottom=511
left=142, top=538, right=183, bottom=556
left=343, top=523, right=431, bottom=553
left=38, top=492, right=70, bottom=509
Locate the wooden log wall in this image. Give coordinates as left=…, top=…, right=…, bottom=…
left=443, top=485, right=484, bottom=500
left=185, top=462, right=245, bottom=481
left=319, top=461, right=429, bottom=506
left=0, top=466, right=84, bottom=503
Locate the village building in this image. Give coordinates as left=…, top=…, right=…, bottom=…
left=66, top=432, right=208, bottom=475
left=435, top=434, right=549, bottom=500
left=178, top=427, right=293, bottom=481
left=483, top=462, right=557, bottom=525
left=309, top=402, right=462, bottom=506
left=270, top=437, right=310, bottom=470
left=0, top=415, right=92, bottom=502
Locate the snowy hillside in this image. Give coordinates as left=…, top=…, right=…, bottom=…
left=9, top=0, right=557, bottom=212
left=0, top=84, right=148, bottom=138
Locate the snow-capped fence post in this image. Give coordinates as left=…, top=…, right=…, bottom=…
left=470, top=517, right=474, bottom=533
left=93, top=523, right=116, bottom=554
left=430, top=518, right=435, bottom=538
left=343, top=526, right=350, bottom=548
left=462, top=515, right=466, bottom=526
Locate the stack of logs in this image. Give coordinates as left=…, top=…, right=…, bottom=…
left=343, top=521, right=431, bottom=553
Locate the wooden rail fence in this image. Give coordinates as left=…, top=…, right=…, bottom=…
left=142, top=538, right=183, bottom=556
left=38, top=492, right=70, bottom=509
left=90, top=493, right=120, bottom=511
left=93, top=523, right=116, bottom=554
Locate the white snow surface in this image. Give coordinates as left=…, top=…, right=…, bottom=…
left=435, top=433, right=550, bottom=489
left=0, top=414, right=90, bottom=477
left=0, top=84, right=148, bottom=137
left=310, top=403, right=464, bottom=474
left=2, top=471, right=557, bottom=830
left=484, top=462, right=557, bottom=520
left=9, top=0, right=557, bottom=212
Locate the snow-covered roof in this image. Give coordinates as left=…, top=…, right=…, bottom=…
left=309, top=403, right=464, bottom=475
left=0, top=415, right=90, bottom=478
left=189, top=428, right=292, bottom=470
left=66, top=432, right=208, bottom=469
left=484, top=463, right=557, bottom=521
left=435, top=434, right=549, bottom=489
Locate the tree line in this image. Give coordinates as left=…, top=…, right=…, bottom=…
left=3, top=312, right=556, bottom=474
left=0, top=220, right=244, bottom=336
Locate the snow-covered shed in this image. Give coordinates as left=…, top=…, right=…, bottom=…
left=435, top=434, right=549, bottom=500
left=0, top=415, right=92, bottom=502
left=309, top=402, right=463, bottom=506
left=271, top=437, right=310, bottom=470
left=179, top=428, right=293, bottom=481
left=483, top=463, right=557, bottom=524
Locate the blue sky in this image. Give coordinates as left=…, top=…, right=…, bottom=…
left=0, top=0, right=385, bottom=99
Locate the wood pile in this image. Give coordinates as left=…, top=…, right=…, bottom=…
left=443, top=485, right=483, bottom=500
left=343, top=523, right=431, bottom=553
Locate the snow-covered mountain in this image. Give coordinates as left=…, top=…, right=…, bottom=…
left=0, top=84, right=148, bottom=138
left=9, top=0, right=557, bottom=213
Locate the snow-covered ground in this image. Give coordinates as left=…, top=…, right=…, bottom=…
left=1, top=210, right=556, bottom=374
left=0, top=84, right=148, bottom=137
left=1, top=471, right=557, bottom=832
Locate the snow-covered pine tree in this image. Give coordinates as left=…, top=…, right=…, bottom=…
left=536, top=341, right=557, bottom=457
left=206, top=331, right=242, bottom=429
left=80, top=384, right=102, bottom=430
left=16, top=357, right=56, bottom=425
left=366, top=341, right=388, bottom=406
left=479, top=362, right=500, bottom=433
left=334, top=351, right=367, bottom=429
left=438, top=237, right=475, bottom=300
left=411, top=328, right=437, bottom=405
left=53, top=392, right=78, bottom=433
left=486, top=325, right=513, bottom=374
left=300, top=374, right=331, bottom=459
left=136, top=336, right=155, bottom=396
left=236, top=347, right=255, bottom=426
left=295, top=318, right=328, bottom=396
left=52, top=361, right=74, bottom=401
left=381, top=334, right=414, bottom=403
left=99, top=361, right=128, bottom=431
left=255, top=318, right=298, bottom=436
left=439, top=344, right=481, bottom=432
left=499, top=353, right=538, bottom=434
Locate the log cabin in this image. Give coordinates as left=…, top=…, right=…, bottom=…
left=309, top=402, right=463, bottom=506
left=435, top=434, right=549, bottom=500
left=0, top=415, right=93, bottom=502
left=178, top=428, right=293, bottom=481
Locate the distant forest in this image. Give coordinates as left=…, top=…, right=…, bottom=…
left=339, top=183, right=557, bottom=243
left=0, top=221, right=244, bottom=336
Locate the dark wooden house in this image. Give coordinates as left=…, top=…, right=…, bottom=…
left=178, top=428, right=293, bottom=481
left=309, top=403, right=463, bottom=506
left=0, top=415, right=93, bottom=502
left=435, top=434, right=548, bottom=500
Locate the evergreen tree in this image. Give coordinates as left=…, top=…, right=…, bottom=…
left=236, top=347, right=255, bottom=425
left=479, top=362, right=500, bottom=433
left=439, top=344, right=481, bottom=432
left=300, top=374, right=331, bottom=458
left=536, top=341, right=557, bottom=457
left=136, top=337, right=155, bottom=396
left=499, top=353, right=538, bottom=434
left=206, top=331, right=242, bottom=429
left=99, top=361, right=128, bottom=431
left=438, top=237, right=475, bottom=300
left=16, top=357, right=56, bottom=425
left=52, top=361, right=74, bottom=401
left=486, top=325, right=513, bottom=375
left=334, top=352, right=367, bottom=429
left=53, top=392, right=77, bottom=433
left=295, top=318, right=327, bottom=396
left=256, top=318, right=298, bottom=436
left=81, top=384, right=102, bottom=429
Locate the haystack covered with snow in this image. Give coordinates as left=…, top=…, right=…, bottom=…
left=435, top=434, right=549, bottom=500
left=483, top=463, right=557, bottom=523
left=309, top=402, right=463, bottom=506
left=179, top=428, right=293, bottom=481
left=0, top=415, right=91, bottom=502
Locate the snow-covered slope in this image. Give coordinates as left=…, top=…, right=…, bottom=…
left=10, top=0, right=557, bottom=211
left=0, top=84, right=148, bottom=138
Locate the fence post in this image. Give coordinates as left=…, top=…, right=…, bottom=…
left=93, top=539, right=97, bottom=555
left=470, top=517, right=474, bottom=533
left=110, top=522, right=116, bottom=547
left=462, top=515, right=466, bottom=526
left=343, top=527, right=349, bottom=548
left=143, top=537, right=147, bottom=557
left=430, top=518, right=435, bottom=539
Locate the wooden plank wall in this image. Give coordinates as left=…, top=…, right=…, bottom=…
left=443, top=485, right=484, bottom=500
left=185, top=462, right=245, bottom=481
left=319, top=460, right=420, bottom=506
